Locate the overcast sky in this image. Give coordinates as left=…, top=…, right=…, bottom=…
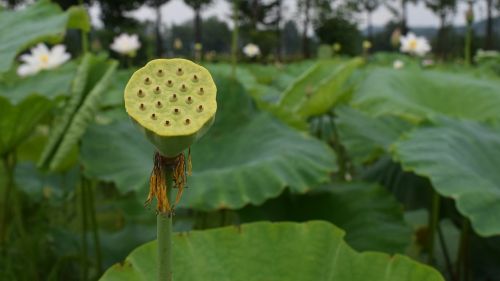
left=89, top=0, right=497, bottom=30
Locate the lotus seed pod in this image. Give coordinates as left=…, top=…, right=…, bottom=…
left=124, top=58, right=217, bottom=156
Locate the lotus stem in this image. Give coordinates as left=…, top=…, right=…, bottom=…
left=465, top=23, right=472, bottom=66
left=456, top=219, right=471, bottom=281
left=87, top=180, right=103, bottom=275
left=427, top=189, right=440, bottom=265
left=80, top=175, right=89, bottom=281
left=0, top=154, right=15, bottom=245
left=78, top=0, right=89, bottom=54
left=157, top=158, right=175, bottom=281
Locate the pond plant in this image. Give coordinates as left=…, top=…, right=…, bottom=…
left=124, top=58, right=217, bottom=280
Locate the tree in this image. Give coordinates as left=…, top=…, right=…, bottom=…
left=314, top=13, right=362, bottom=56
left=282, top=20, right=301, bottom=56
left=145, top=0, right=170, bottom=57
left=425, top=0, right=457, bottom=56
left=386, top=0, right=420, bottom=33
left=297, top=0, right=333, bottom=58
left=485, top=0, right=494, bottom=49
left=347, top=0, right=381, bottom=39
left=97, top=0, right=143, bottom=29
left=184, top=0, right=213, bottom=48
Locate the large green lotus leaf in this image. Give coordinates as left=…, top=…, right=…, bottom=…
left=336, top=106, right=412, bottom=165
left=0, top=0, right=89, bottom=73
left=0, top=95, right=52, bottom=156
left=352, top=68, right=500, bottom=122
left=278, top=58, right=363, bottom=117
left=239, top=182, right=412, bottom=253
left=100, top=68, right=136, bottom=108
left=392, top=117, right=500, bottom=236
left=99, top=221, right=443, bottom=281
left=0, top=62, right=77, bottom=104
left=278, top=60, right=339, bottom=109
left=297, top=58, right=364, bottom=117
left=81, top=76, right=336, bottom=210
left=38, top=54, right=117, bottom=171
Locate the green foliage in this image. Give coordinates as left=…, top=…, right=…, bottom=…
left=81, top=76, right=337, bottom=210
left=336, top=106, right=411, bottom=165
left=392, top=117, right=500, bottom=237
left=0, top=61, right=77, bottom=104
left=0, top=95, right=52, bottom=156
left=38, top=54, right=118, bottom=171
left=240, top=182, right=413, bottom=253
left=278, top=58, right=363, bottom=121
left=352, top=67, right=500, bottom=123
left=100, top=221, right=443, bottom=281
left=315, top=16, right=362, bottom=56
left=0, top=0, right=89, bottom=73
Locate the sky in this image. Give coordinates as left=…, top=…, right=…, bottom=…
left=89, top=0, right=497, bottom=30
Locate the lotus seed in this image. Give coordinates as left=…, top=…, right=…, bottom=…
left=157, top=69, right=163, bottom=76
left=156, top=101, right=162, bottom=108
left=185, top=119, right=190, bottom=125
left=151, top=113, right=157, bottom=120
left=181, top=84, right=187, bottom=91
left=145, top=77, right=151, bottom=84
left=199, top=87, right=204, bottom=95
left=177, top=68, right=183, bottom=75
left=187, top=97, right=192, bottom=104
left=140, top=103, right=145, bottom=110
left=165, top=120, right=170, bottom=126
left=193, top=74, right=198, bottom=82
left=155, top=86, right=160, bottom=93
left=171, top=94, right=177, bottom=101
left=174, top=108, right=179, bottom=114
left=198, top=105, right=203, bottom=112
left=167, top=80, right=173, bottom=87
left=138, top=89, right=144, bottom=97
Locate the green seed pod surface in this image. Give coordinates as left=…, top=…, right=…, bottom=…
left=124, top=58, right=217, bottom=156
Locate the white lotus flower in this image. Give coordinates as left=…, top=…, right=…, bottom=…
left=110, top=33, right=141, bottom=56
left=400, top=33, right=431, bottom=57
left=243, top=43, right=260, bottom=58
left=17, top=43, right=71, bottom=77
left=393, top=60, right=404, bottom=69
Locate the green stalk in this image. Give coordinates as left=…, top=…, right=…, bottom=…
left=80, top=176, right=89, bottom=281
left=456, top=219, right=470, bottom=281
left=328, top=113, right=350, bottom=180
left=465, top=23, right=472, bottom=66
left=0, top=154, right=14, bottom=245
left=158, top=169, right=174, bottom=281
left=231, top=0, right=239, bottom=77
left=427, top=189, right=440, bottom=265
left=437, top=223, right=455, bottom=280
left=86, top=181, right=103, bottom=275
left=6, top=153, right=38, bottom=280
left=78, top=0, right=89, bottom=54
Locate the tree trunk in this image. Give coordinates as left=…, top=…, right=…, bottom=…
left=438, top=13, right=446, bottom=57
left=155, top=3, right=164, bottom=57
left=302, top=0, right=311, bottom=58
left=252, top=0, right=259, bottom=29
left=485, top=0, right=494, bottom=49
left=194, top=7, right=202, bottom=44
left=276, top=0, right=282, bottom=61
left=401, top=0, right=408, bottom=33
left=367, top=11, right=373, bottom=40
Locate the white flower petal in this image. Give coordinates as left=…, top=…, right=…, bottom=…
left=110, top=33, right=141, bottom=55
left=17, top=63, right=40, bottom=77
